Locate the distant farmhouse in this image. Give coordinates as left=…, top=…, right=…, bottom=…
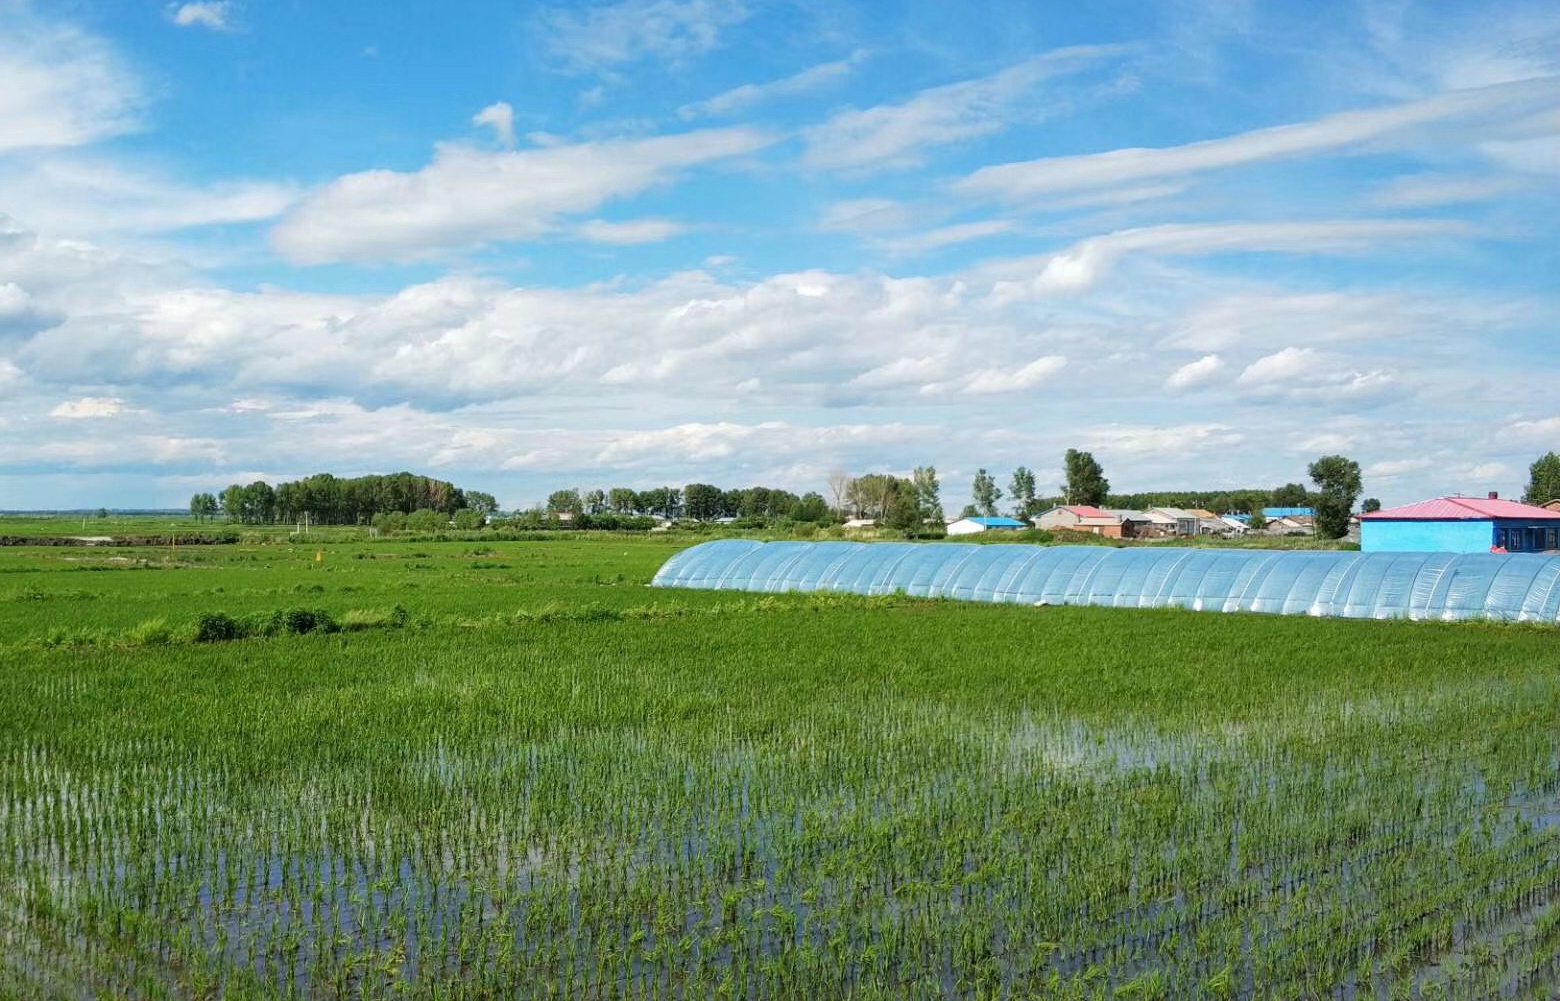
left=1033, top=506, right=1125, bottom=537
left=1360, top=494, right=1560, bottom=554
left=946, top=516, right=1028, bottom=536
left=1035, top=505, right=1255, bottom=539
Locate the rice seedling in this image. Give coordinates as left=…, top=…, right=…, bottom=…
left=0, top=535, right=1557, bottom=998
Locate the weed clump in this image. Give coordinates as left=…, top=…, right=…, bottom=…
left=283, top=607, right=338, bottom=635
left=195, top=612, right=240, bottom=643
left=126, top=618, right=173, bottom=646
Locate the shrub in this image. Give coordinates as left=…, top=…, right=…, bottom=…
left=282, top=607, right=339, bottom=635
left=196, top=612, right=240, bottom=643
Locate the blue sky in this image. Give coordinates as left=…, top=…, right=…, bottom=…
left=0, top=0, right=1555, bottom=511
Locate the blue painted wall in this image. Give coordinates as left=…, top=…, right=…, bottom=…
left=1362, top=520, right=1493, bottom=553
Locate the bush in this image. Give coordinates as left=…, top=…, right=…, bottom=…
left=373, top=511, right=409, bottom=534
left=406, top=509, right=448, bottom=533
left=283, top=607, right=339, bottom=635
left=196, top=612, right=240, bottom=643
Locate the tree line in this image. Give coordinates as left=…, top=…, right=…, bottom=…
left=190, top=473, right=497, bottom=526
left=541, top=484, right=835, bottom=524
left=183, top=449, right=1560, bottom=538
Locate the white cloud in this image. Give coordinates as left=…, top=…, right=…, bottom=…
left=50, top=396, right=126, bottom=419
left=955, top=77, right=1558, bottom=201
left=679, top=51, right=866, bottom=118
left=1366, top=458, right=1434, bottom=478
left=1235, top=349, right=1402, bottom=407
left=875, top=220, right=1014, bottom=255
left=576, top=218, right=687, bottom=244
left=1237, top=346, right=1320, bottom=386
left=955, top=356, right=1067, bottom=395
left=538, top=0, right=751, bottom=74
left=1083, top=423, right=1243, bottom=457
left=271, top=127, right=775, bottom=264
left=801, top=45, right=1125, bottom=172
left=168, top=3, right=232, bottom=31
left=0, top=13, right=143, bottom=153
left=1004, top=220, right=1464, bottom=296
left=1370, top=173, right=1524, bottom=207
left=1164, top=354, right=1225, bottom=391
left=472, top=101, right=516, bottom=147
left=0, top=157, right=299, bottom=236
left=1511, top=416, right=1560, bottom=443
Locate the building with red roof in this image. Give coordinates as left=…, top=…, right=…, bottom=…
left=1359, top=493, right=1560, bottom=553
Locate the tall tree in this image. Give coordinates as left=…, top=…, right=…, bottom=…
left=1064, top=449, right=1109, bottom=507
left=885, top=489, right=923, bottom=534
left=188, top=492, right=218, bottom=522
left=1362, top=497, right=1382, bottom=514
left=608, top=488, right=638, bottom=514
left=826, top=470, right=855, bottom=518
left=971, top=469, right=1002, bottom=518
left=546, top=489, right=583, bottom=516
left=848, top=474, right=903, bottom=520
left=1308, top=454, right=1363, bottom=540
left=789, top=492, right=830, bottom=523
left=1271, top=483, right=1311, bottom=508
left=911, top=466, right=943, bottom=524
left=683, top=483, right=723, bottom=521
left=1525, top=452, right=1560, bottom=506
left=465, top=491, right=499, bottom=516
left=1008, top=467, right=1038, bottom=519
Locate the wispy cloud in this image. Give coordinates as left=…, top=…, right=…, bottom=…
left=472, top=102, right=516, bottom=148
left=575, top=218, right=687, bottom=244
left=271, top=127, right=775, bottom=264
left=0, top=13, right=144, bottom=153
left=679, top=50, right=867, bottom=119
left=538, top=0, right=751, bottom=74
left=801, top=45, right=1127, bottom=172
left=955, top=77, right=1558, bottom=201
left=168, top=3, right=233, bottom=31
left=1370, top=173, right=1526, bottom=207
left=873, top=219, right=1014, bottom=256
left=1007, top=220, right=1467, bottom=295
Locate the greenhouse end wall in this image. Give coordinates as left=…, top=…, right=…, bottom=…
left=651, top=541, right=1560, bottom=624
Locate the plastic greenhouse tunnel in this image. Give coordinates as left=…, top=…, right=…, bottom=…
left=651, top=541, right=1560, bottom=624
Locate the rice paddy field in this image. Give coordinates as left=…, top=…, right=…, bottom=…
left=2, top=523, right=1559, bottom=999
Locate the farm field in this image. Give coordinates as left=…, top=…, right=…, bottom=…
left=2, top=533, right=1559, bottom=999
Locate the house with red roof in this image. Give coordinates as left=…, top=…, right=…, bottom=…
left=1033, top=505, right=1131, bottom=538
left=1359, top=493, right=1560, bottom=554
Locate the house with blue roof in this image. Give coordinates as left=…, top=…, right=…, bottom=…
left=946, top=516, right=1028, bottom=536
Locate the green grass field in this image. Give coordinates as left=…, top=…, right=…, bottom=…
left=1, top=531, right=1557, bottom=999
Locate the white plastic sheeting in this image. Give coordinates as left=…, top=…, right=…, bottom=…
left=651, top=541, right=1560, bottom=623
